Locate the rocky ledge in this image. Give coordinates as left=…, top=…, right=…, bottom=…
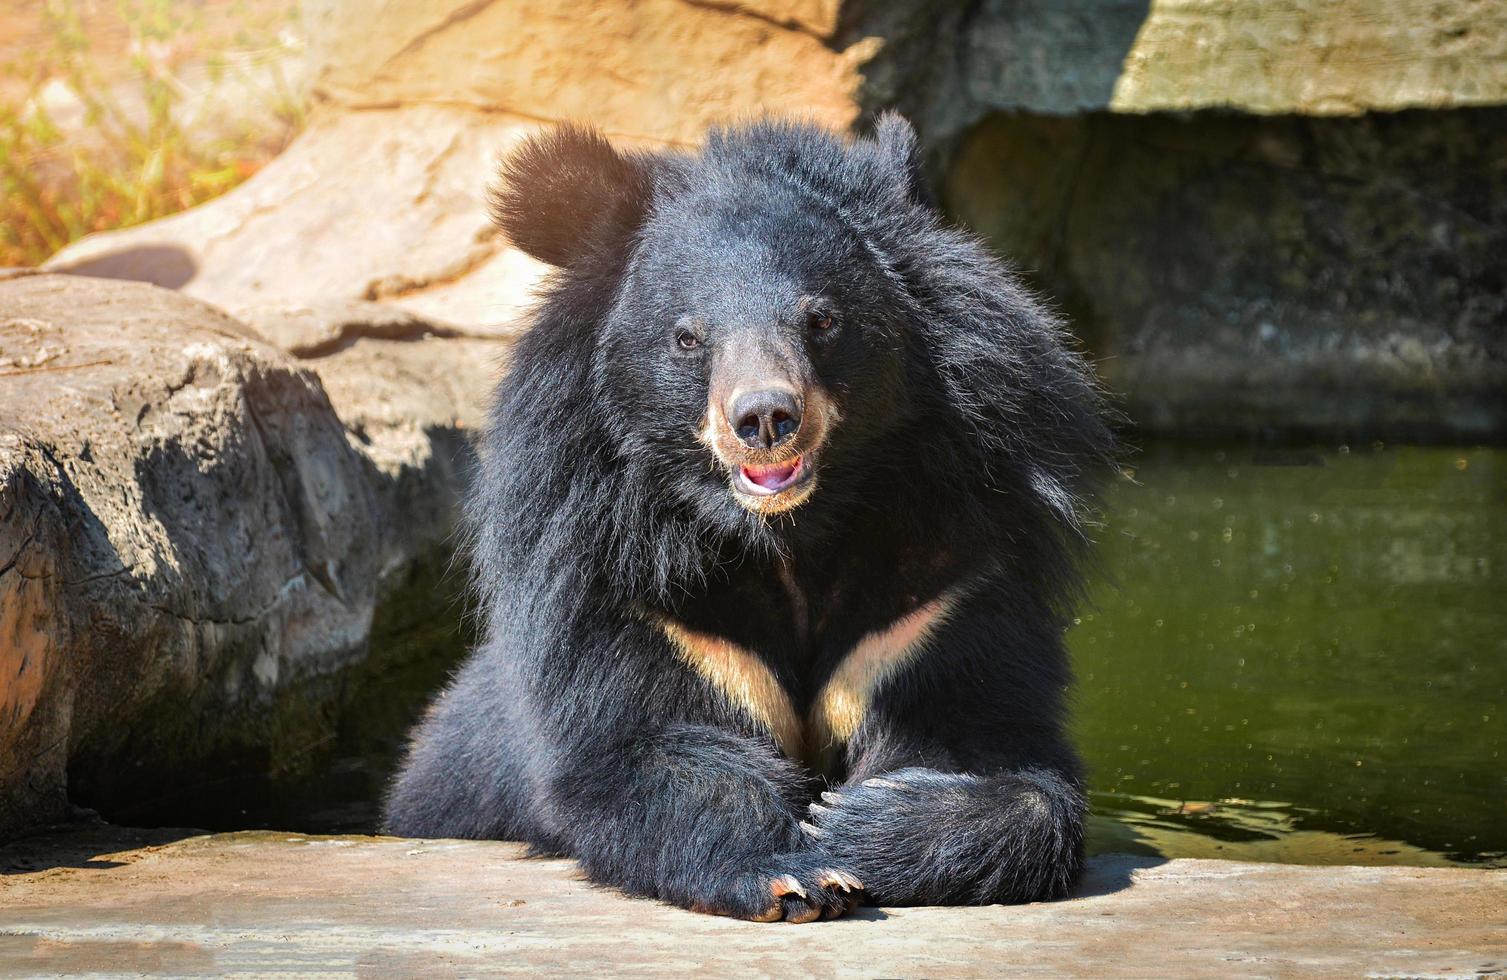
left=0, top=827, right=1503, bottom=976
left=0, top=274, right=506, bottom=838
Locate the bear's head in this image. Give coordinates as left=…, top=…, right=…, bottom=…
left=483, top=115, right=1112, bottom=600
left=493, top=115, right=940, bottom=522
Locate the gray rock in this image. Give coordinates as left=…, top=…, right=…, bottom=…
left=0, top=828, right=1503, bottom=976
left=852, top=0, right=1507, bottom=141
left=234, top=300, right=469, bottom=358
left=0, top=275, right=502, bottom=838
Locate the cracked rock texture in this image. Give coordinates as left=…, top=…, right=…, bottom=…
left=0, top=275, right=501, bottom=838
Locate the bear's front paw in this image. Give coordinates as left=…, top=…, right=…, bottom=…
left=800, top=768, right=983, bottom=854
left=691, top=853, right=865, bottom=923
left=800, top=767, right=1085, bottom=905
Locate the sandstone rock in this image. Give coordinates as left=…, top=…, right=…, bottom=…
left=46, top=105, right=547, bottom=331
left=0, top=276, right=501, bottom=838
left=0, top=829, right=1503, bottom=976
left=44, top=0, right=876, bottom=326
left=302, top=0, right=863, bottom=145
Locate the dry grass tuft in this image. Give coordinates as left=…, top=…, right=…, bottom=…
left=0, top=0, right=305, bottom=267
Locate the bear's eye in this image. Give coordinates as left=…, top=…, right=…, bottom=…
left=676, top=330, right=701, bottom=350
left=807, top=309, right=834, bottom=333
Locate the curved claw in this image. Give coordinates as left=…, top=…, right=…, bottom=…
left=807, top=801, right=830, bottom=818
left=820, top=790, right=844, bottom=805
left=818, top=868, right=864, bottom=892
left=862, top=776, right=905, bottom=791
left=770, top=874, right=807, bottom=900
left=798, top=820, right=824, bottom=839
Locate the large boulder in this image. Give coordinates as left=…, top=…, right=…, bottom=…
left=0, top=274, right=501, bottom=837
left=45, top=106, right=546, bottom=331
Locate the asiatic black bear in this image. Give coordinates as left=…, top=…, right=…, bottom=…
left=383, top=114, right=1114, bottom=923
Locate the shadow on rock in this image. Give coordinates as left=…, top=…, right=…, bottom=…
left=51, top=244, right=198, bottom=290
left=1074, top=853, right=1169, bottom=898
left=0, top=822, right=200, bottom=876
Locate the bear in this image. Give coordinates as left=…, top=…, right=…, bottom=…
left=382, top=113, right=1115, bottom=923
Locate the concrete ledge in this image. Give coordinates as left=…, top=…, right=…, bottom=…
left=1, top=828, right=1503, bottom=976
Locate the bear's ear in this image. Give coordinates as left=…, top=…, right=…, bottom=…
left=489, top=124, right=655, bottom=267
left=872, top=111, right=935, bottom=208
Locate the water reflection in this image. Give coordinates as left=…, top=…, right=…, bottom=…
left=1075, top=444, right=1505, bottom=867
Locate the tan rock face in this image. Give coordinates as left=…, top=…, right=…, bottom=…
left=44, top=0, right=876, bottom=327
left=0, top=275, right=502, bottom=837
left=303, top=0, right=864, bottom=144
left=48, top=106, right=547, bottom=329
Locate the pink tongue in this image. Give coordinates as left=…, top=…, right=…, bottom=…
left=742, top=459, right=799, bottom=490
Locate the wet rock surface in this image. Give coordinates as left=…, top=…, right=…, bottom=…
left=0, top=275, right=502, bottom=837
left=0, top=827, right=1503, bottom=977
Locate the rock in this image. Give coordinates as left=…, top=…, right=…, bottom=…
left=0, top=275, right=501, bottom=838
left=853, top=0, right=1507, bottom=140
left=301, top=0, right=863, bottom=145
left=942, top=108, right=1507, bottom=440
left=44, top=0, right=875, bottom=328
left=1, top=828, right=1503, bottom=975
left=234, top=300, right=469, bottom=358
left=46, top=106, right=547, bottom=330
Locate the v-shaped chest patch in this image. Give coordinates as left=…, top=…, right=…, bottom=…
left=658, top=595, right=955, bottom=765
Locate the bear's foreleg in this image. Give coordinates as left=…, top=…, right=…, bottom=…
left=551, top=722, right=865, bottom=922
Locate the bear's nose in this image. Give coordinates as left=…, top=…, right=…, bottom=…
left=728, top=388, right=802, bottom=451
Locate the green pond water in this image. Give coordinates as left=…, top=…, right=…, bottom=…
left=1076, top=443, right=1505, bottom=868
left=101, top=443, right=1506, bottom=871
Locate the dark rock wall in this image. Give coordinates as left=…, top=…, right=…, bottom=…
left=939, top=108, right=1507, bottom=441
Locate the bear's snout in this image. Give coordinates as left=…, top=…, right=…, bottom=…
left=728, top=388, right=802, bottom=451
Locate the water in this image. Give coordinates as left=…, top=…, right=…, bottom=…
left=1075, top=443, right=1506, bottom=868
left=98, top=443, right=1506, bottom=871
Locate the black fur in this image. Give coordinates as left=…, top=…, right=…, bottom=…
left=384, top=114, right=1115, bottom=920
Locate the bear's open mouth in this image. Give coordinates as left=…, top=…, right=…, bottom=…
left=737, top=457, right=804, bottom=495
left=728, top=454, right=817, bottom=512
